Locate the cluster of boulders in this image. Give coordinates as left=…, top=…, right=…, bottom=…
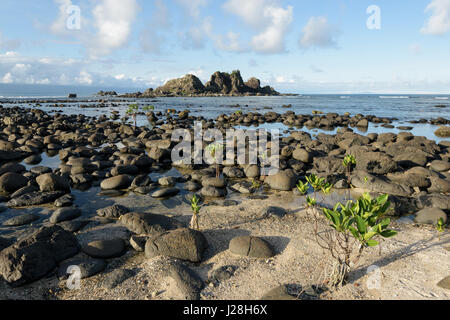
left=96, top=91, right=118, bottom=97
left=0, top=103, right=449, bottom=295
left=120, top=70, right=279, bottom=98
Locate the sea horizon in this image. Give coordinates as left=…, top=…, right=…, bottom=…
left=1, top=83, right=450, bottom=99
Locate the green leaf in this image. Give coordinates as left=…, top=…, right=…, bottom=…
left=348, top=226, right=360, bottom=239
left=356, top=216, right=367, bottom=234
left=380, top=230, right=397, bottom=238
left=366, top=239, right=379, bottom=247
left=364, top=231, right=377, bottom=241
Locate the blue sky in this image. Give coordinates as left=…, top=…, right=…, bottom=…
left=0, top=0, right=450, bottom=93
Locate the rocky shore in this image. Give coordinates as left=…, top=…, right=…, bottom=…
left=0, top=103, right=449, bottom=300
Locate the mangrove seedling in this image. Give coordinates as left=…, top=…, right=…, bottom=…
left=321, top=182, right=333, bottom=195
left=342, top=154, right=356, bottom=200
left=143, top=105, right=155, bottom=112
left=296, top=180, right=309, bottom=195
left=306, top=196, right=317, bottom=208
left=306, top=174, right=326, bottom=199
left=315, top=193, right=397, bottom=288
left=436, top=218, right=445, bottom=241
left=126, top=104, right=139, bottom=128
left=190, top=194, right=201, bottom=231
left=206, top=142, right=224, bottom=179
left=251, top=179, right=261, bottom=190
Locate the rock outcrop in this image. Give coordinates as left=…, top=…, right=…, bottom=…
left=154, top=74, right=206, bottom=96
left=121, top=70, right=280, bottom=97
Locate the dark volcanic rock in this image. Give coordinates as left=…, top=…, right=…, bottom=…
left=165, top=262, right=205, bottom=300
left=265, top=169, right=298, bottom=191
left=58, top=258, right=106, bottom=280
left=7, top=191, right=66, bottom=207
left=151, top=187, right=180, bottom=198
left=351, top=171, right=413, bottom=197
left=154, top=74, right=205, bottom=96
left=2, top=213, right=40, bottom=227
left=415, top=193, right=450, bottom=210
left=229, top=236, right=274, bottom=258
left=0, top=226, right=80, bottom=286
left=102, top=268, right=136, bottom=289
left=0, top=236, right=13, bottom=251
left=49, top=207, right=82, bottom=224
left=414, top=208, right=447, bottom=225
left=96, top=204, right=129, bottom=219
left=145, top=228, right=208, bottom=262
left=100, top=175, right=132, bottom=190
left=81, top=239, right=125, bottom=259
left=0, top=173, right=28, bottom=193
left=36, top=173, right=70, bottom=192
left=119, top=212, right=182, bottom=235
left=58, top=219, right=90, bottom=233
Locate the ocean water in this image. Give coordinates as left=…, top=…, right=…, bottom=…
left=1, top=94, right=449, bottom=141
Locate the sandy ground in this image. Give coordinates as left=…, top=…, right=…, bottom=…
left=0, top=192, right=449, bottom=300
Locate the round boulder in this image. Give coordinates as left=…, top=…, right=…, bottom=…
left=0, top=173, right=28, bottom=193
left=100, top=175, right=132, bottom=190
left=229, top=236, right=274, bottom=258
left=82, top=239, right=126, bottom=259
left=36, top=173, right=70, bottom=192
left=145, top=228, right=208, bottom=263
left=414, top=208, right=447, bottom=225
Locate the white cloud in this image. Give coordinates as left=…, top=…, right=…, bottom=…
left=250, top=5, right=293, bottom=53
left=89, top=0, right=139, bottom=58
left=49, top=0, right=139, bottom=58
left=223, top=0, right=293, bottom=53
left=0, top=52, right=154, bottom=87
left=50, top=0, right=75, bottom=36
left=299, top=16, right=340, bottom=49
left=75, top=71, right=93, bottom=85
left=421, top=0, right=450, bottom=35
left=181, top=17, right=214, bottom=49
left=223, top=0, right=275, bottom=28
left=214, top=32, right=245, bottom=52
left=1, top=73, right=13, bottom=84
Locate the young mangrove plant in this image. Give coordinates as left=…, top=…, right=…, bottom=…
left=251, top=179, right=261, bottom=190
left=126, top=104, right=139, bottom=129
left=342, top=154, right=356, bottom=200
left=142, top=105, right=155, bottom=112
left=436, top=218, right=445, bottom=241
left=305, top=174, right=327, bottom=201
left=315, top=193, right=397, bottom=288
left=206, top=142, right=224, bottom=179
left=296, top=180, right=309, bottom=195
left=190, top=194, right=201, bottom=231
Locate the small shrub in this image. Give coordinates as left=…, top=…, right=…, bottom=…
left=314, top=193, right=397, bottom=288
left=190, top=194, right=201, bottom=231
